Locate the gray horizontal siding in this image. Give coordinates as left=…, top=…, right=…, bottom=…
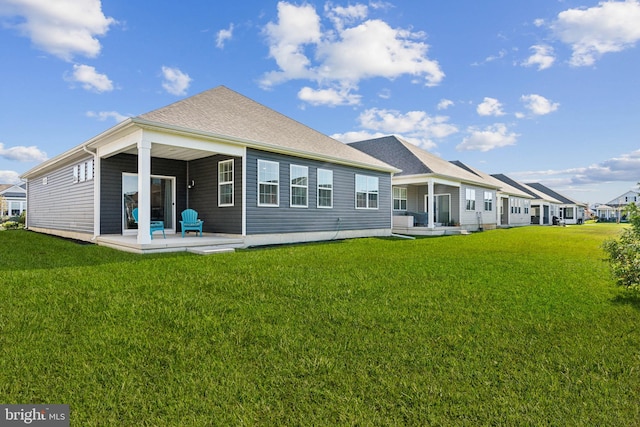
left=100, top=154, right=187, bottom=235
left=27, top=156, right=95, bottom=233
left=188, top=155, right=242, bottom=234
left=246, top=149, right=391, bottom=235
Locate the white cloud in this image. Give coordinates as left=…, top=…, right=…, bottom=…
left=216, top=24, right=234, bottom=49
left=534, top=18, right=545, bottom=27
left=0, top=170, right=22, bottom=183
left=331, top=130, right=387, bottom=143
left=551, top=0, right=640, bottom=66
left=521, top=94, right=559, bottom=116
left=261, top=2, right=444, bottom=99
left=344, top=107, right=457, bottom=149
left=297, top=86, right=361, bottom=106
left=0, top=0, right=116, bottom=61
left=261, top=2, right=321, bottom=86
left=437, top=99, right=454, bottom=110
left=521, top=44, right=555, bottom=70
left=324, top=2, right=368, bottom=31
left=86, top=110, right=128, bottom=123
left=0, top=142, right=47, bottom=162
left=477, top=97, right=505, bottom=117
left=67, top=64, right=113, bottom=92
left=511, top=149, right=640, bottom=186
left=456, top=124, right=518, bottom=152
left=161, top=66, right=191, bottom=96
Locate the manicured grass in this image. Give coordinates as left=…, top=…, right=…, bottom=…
left=1, top=225, right=639, bottom=425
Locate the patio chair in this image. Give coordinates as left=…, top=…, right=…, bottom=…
left=180, top=209, right=204, bottom=237
left=131, top=208, right=166, bottom=239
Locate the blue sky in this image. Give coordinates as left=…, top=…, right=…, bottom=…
left=1, top=0, right=639, bottom=204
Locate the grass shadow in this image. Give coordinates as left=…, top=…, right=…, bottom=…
left=611, top=290, right=640, bottom=311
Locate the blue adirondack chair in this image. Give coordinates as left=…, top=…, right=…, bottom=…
left=180, top=209, right=203, bottom=237
left=131, top=208, right=166, bottom=239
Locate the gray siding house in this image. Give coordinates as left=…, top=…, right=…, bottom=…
left=21, top=86, right=398, bottom=253
left=349, top=136, right=501, bottom=234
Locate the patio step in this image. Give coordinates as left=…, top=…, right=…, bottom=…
left=187, top=246, right=236, bottom=255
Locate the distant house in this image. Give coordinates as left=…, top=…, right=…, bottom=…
left=605, top=190, right=639, bottom=221
left=593, top=203, right=616, bottom=221
left=525, top=182, right=587, bottom=225
left=449, top=162, right=534, bottom=228
left=20, top=86, right=399, bottom=253
left=349, top=135, right=501, bottom=234
left=491, top=175, right=563, bottom=225
left=0, top=183, right=26, bottom=219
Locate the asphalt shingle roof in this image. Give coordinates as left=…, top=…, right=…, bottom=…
left=349, top=135, right=496, bottom=186
left=138, top=86, right=395, bottom=171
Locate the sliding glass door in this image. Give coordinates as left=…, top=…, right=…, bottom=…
left=123, top=173, right=175, bottom=234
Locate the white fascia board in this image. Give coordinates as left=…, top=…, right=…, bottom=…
left=142, top=129, right=244, bottom=157
left=392, top=174, right=460, bottom=187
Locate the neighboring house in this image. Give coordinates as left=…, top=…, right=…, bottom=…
left=0, top=183, right=26, bottom=219
left=606, top=190, right=639, bottom=221
left=593, top=203, right=616, bottom=221
left=349, top=135, right=501, bottom=234
left=526, top=182, right=587, bottom=225
left=21, top=86, right=399, bottom=253
left=491, top=175, right=562, bottom=225
left=449, top=161, right=534, bottom=228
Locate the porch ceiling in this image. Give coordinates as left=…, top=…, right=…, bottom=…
left=120, top=143, right=223, bottom=162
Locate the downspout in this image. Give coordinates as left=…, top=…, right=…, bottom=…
left=83, top=145, right=100, bottom=241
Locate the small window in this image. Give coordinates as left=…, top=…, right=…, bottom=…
left=484, top=191, right=493, bottom=211
left=73, top=165, right=79, bottom=183
left=79, top=162, right=86, bottom=182
left=356, top=175, right=378, bottom=209
left=218, top=160, right=234, bottom=206
left=317, top=169, right=333, bottom=208
left=87, top=160, right=94, bottom=180
left=258, top=160, right=279, bottom=206
left=465, top=188, right=476, bottom=211
left=290, top=165, right=308, bottom=208
left=393, top=187, right=407, bottom=211
left=42, top=177, right=48, bottom=185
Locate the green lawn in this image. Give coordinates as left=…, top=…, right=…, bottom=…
left=1, top=225, right=639, bottom=426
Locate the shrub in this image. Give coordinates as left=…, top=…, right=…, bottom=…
left=602, top=203, right=640, bottom=292
left=2, top=221, right=20, bottom=230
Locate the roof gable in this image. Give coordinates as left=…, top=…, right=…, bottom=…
left=349, top=135, right=497, bottom=187
left=451, top=161, right=532, bottom=198
left=348, top=136, right=431, bottom=175
left=526, top=182, right=583, bottom=205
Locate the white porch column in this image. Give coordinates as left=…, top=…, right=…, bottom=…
left=137, top=139, right=152, bottom=244
left=427, top=179, right=435, bottom=229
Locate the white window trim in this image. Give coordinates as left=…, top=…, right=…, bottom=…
left=355, top=174, right=379, bottom=210
left=290, top=164, right=309, bottom=208
left=393, top=186, right=407, bottom=211
left=484, top=191, right=493, bottom=211
left=258, top=159, right=279, bottom=207
left=317, top=168, right=333, bottom=209
left=218, top=159, right=234, bottom=207
left=465, top=188, right=476, bottom=211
